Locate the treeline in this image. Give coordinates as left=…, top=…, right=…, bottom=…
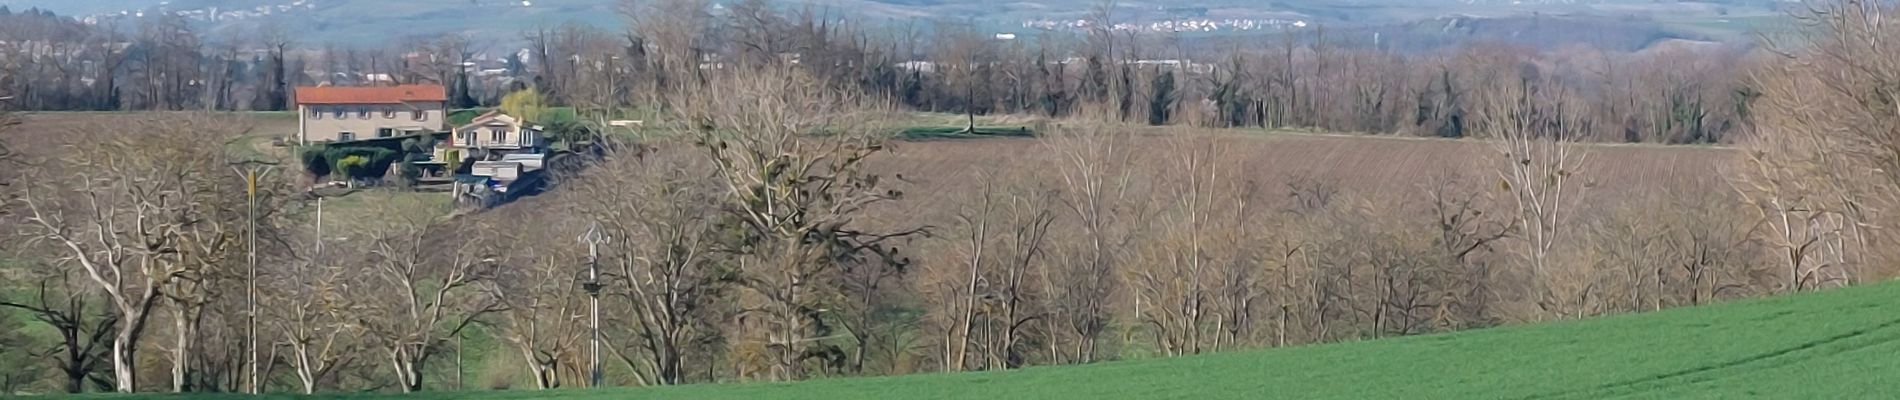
left=0, top=7, right=480, bottom=112
left=0, top=7, right=286, bottom=111
left=508, top=0, right=1765, bottom=144
left=2, top=1, right=1760, bottom=144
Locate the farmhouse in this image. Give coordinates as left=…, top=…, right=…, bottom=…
left=294, top=84, right=449, bottom=145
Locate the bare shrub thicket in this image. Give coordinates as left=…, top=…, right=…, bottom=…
left=916, top=171, right=1060, bottom=371
left=1585, top=194, right=1767, bottom=314
left=1738, top=0, right=1900, bottom=291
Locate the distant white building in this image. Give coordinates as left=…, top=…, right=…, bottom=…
left=896, top=61, right=935, bottom=73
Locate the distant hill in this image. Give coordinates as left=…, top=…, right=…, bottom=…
left=0, top=0, right=1784, bottom=46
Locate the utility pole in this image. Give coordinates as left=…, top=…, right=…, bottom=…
left=314, top=197, right=323, bottom=256
left=231, top=160, right=276, bottom=395
left=578, top=222, right=610, bottom=388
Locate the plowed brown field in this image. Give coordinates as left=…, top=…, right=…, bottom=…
left=4, top=112, right=1741, bottom=231
left=872, top=133, right=1737, bottom=228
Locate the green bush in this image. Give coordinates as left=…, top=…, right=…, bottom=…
left=298, top=146, right=332, bottom=179
left=446, top=149, right=463, bottom=172
left=337, top=155, right=370, bottom=178
left=323, top=146, right=399, bottom=181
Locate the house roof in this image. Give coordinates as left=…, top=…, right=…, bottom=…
left=454, top=111, right=539, bottom=133
left=294, top=84, right=447, bottom=105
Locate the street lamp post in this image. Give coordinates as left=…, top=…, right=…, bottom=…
left=578, top=222, right=610, bottom=388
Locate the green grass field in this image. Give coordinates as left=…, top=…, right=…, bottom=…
left=75, top=280, right=1900, bottom=399
left=899, top=125, right=1037, bottom=140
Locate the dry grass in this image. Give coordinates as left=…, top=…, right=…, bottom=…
left=4, top=112, right=298, bottom=162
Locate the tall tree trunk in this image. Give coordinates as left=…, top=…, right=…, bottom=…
left=112, top=332, right=137, bottom=392
left=59, top=325, right=85, bottom=393
left=172, top=307, right=190, bottom=393
left=293, top=345, right=316, bottom=394
left=391, top=347, right=425, bottom=393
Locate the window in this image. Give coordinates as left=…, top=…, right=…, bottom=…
left=491, top=128, right=506, bottom=143
left=357, top=109, right=370, bottom=119
left=413, top=110, right=427, bottom=121
left=459, top=130, right=474, bottom=145
left=383, top=110, right=397, bottom=119
left=338, top=131, right=356, bottom=142
left=307, top=107, right=321, bottom=119
left=333, top=108, right=346, bottom=119
left=377, top=128, right=395, bottom=138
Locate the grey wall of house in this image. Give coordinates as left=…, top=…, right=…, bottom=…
left=298, top=102, right=447, bottom=143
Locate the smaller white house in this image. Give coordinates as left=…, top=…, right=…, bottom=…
left=448, top=111, right=553, bottom=209
left=448, top=111, right=548, bottom=160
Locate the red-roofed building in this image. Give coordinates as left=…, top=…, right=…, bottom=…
left=295, top=84, right=449, bottom=144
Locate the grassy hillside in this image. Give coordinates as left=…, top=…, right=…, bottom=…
left=83, top=280, right=1900, bottom=399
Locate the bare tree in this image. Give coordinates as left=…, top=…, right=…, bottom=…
left=0, top=265, right=118, bottom=393
left=486, top=242, right=585, bottom=390
left=131, top=14, right=203, bottom=110
left=944, top=180, right=994, bottom=372
left=1421, top=176, right=1509, bottom=329
left=1589, top=192, right=1762, bottom=313
left=254, top=25, right=293, bottom=111
left=1733, top=131, right=1854, bottom=292
left=672, top=66, right=919, bottom=380
left=158, top=127, right=254, bottom=392
left=0, top=109, right=14, bottom=186
left=1472, top=62, right=1591, bottom=313
left=724, top=0, right=786, bottom=67
left=13, top=116, right=240, bottom=392
left=934, top=24, right=997, bottom=133
left=353, top=216, right=503, bottom=393
left=985, top=186, right=1058, bottom=368
left=1041, top=127, right=1147, bottom=363
left=1127, top=138, right=1231, bottom=356
left=623, top=0, right=715, bottom=104
left=554, top=144, right=729, bottom=386
left=265, top=256, right=365, bottom=394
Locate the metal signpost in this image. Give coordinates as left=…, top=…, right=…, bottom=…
left=578, top=222, right=610, bottom=388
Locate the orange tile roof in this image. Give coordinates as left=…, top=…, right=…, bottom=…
left=294, top=84, right=447, bottom=105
